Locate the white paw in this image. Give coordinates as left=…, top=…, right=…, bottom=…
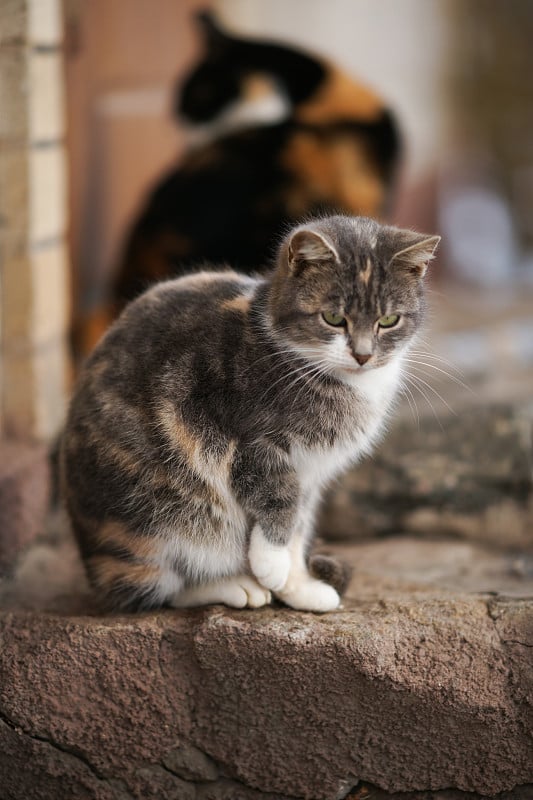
left=170, top=576, right=271, bottom=609
left=219, top=584, right=248, bottom=608
left=236, top=575, right=272, bottom=608
left=277, top=578, right=340, bottom=613
left=249, top=527, right=290, bottom=592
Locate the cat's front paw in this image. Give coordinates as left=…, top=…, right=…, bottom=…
left=249, top=526, right=290, bottom=592
left=277, top=578, right=340, bottom=613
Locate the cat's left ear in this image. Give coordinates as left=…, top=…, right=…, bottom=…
left=288, top=229, right=339, bottom=273
left=390, top=232, right=441, bottom=278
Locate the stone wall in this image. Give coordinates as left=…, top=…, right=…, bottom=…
left=0, top=0, right=70, bottom=440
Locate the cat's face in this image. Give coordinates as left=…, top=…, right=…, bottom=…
left=270, top=216, right=440, bottom=380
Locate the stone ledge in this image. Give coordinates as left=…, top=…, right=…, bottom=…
left=0, top=527, right=532, bottom=800
left=320, top=404, right=533, bottom=551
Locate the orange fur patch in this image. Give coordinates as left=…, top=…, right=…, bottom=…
left=283, top=132, right=385, bottom=218
left=221, top=293, right=252, bottom=313
left=93, top=521, right=155, bottom=561
left=295, top=63, right=383, bottom=124
left=88, top=555, right=160, bottom=590
left=360, top=258, right=373, bottom=286
left=156, top=399, right=200, bottom=466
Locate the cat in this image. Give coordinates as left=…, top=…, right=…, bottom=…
left=62, top=215, right=439, bottom=613
left=110, top=12, right=400, bottom=314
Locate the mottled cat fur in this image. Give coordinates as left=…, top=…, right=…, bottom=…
left=62, top=215, right=439, bottom=613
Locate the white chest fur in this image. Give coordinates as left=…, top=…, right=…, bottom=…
left=290, top=358, right=402, bottom=494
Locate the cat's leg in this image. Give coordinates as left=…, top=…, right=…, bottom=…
left=233, top=447, right=298, bottom=592
left=234, top=447, right=339, bottom=611
left=248, top=525, right=292, bottom=592
left=170, top=575, right=271, bottom=609
left=275, top=493, right=341, bottom=613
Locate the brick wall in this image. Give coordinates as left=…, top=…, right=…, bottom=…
left=0, top=0, right=70, bottom=441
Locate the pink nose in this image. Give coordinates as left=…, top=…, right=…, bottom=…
left=354, top=353, right=371, bottom=366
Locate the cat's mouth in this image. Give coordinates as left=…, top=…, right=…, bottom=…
left=340, top=358, right=377, bottom=373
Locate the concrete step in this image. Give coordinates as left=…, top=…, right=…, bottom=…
left=1, top=517, right=532, bottom=800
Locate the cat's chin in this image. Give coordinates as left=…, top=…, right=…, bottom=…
left=333, top=359, right=398, bottom=389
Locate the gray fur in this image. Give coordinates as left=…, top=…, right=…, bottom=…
left=61, top=215, right=439, bottom=611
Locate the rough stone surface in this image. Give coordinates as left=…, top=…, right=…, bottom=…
left=0, top=438, right=50, bottom=573
left=320, top=404, right=533, bottom=550
left=0, top=515, right=532, bottom=800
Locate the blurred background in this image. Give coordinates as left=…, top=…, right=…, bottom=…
left=1, top=0, right=533, bottom=442
left=65, top=0, right=533, bottom=418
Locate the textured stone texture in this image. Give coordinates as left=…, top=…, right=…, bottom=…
left=0, top=439, right=50, bottom=573
left=0, top=517, right=532, bottom=800
left=320, top=404, right=533, bottom=550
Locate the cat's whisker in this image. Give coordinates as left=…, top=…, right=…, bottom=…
left=398, top=382, right=420, bottom=429
left=409, top=348, right=466, bottom=374
left=404, top=369, right=457, bottom=416
left=402, top=358, right=475, bottom=395
left=240, top=347, right=303, bottom=377
left=290, top=361, right=334, bottom=410
left=402, top=374, right=444, bottom=431
left=257, top=358, right=326, bottom=402
left=284, top=359, right=331, bottom=397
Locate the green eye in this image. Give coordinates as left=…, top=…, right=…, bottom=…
left=322, top=311, right=346, bottom=327
left=378, top=314, right=400, bottom=328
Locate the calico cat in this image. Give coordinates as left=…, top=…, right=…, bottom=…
left=111, top=12, right=400, bottom=312
left=63, top=215, right=439, bottom=613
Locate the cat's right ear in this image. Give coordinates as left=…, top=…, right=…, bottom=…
left=196, top=11, right=230, bottom=56
left=288, top=229, right=339, bottom=274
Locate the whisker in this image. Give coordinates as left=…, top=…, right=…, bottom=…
left=290, top=361, right=334, bottom=410
left=399, top=382, right=420, bottom=429
left=402, top=358, right=476, bottom=395
left=402, top=374, right=444, bottom=431
left=405, top=370, right=457, bottom=416
left=409, top=348, right=466, bottom=374
left=256, top=360, right=319, bottom=403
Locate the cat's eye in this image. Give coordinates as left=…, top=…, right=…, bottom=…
left=378, top=314, right=400, bottom=328
left=322, top=311, right=346, bottom=327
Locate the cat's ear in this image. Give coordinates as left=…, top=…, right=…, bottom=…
left=390, top=232, right=441, bottom=278
left=288, top=229, right=339, bottom=273
left=196, top=11, right=230, bottom=55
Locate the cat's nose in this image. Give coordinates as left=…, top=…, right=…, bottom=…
left=354, top=353, right=371, bottom=366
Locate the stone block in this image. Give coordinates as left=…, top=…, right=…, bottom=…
left=320, top=404, right=533, bottom=551
left=28, top=0, right=62, bottom=46
left=29, top=143, right=67, bottom=243
left=1, top=239, right=70, bottom=347
left=32, top=333, right=69, bottom=438
left=0, top=524, right=532, bottom=799
left=0, top=0, right=27, bottom=45
left=0, top=145, right=29, bottom=237
left=2, top=335, right=69, bottom=440
left=0, top=238, right=32, bottom=345
left=0, top=43, right=28, bottom=142
left=31, top=241, right=70, bottom=345
left=0, top=438, right=50, bottom=573
left=2, top=343, right=37, bottom=436
left=28, top=49, right=65, bottom=143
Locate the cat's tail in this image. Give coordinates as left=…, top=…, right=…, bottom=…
left=309, top=553, right=353, bottom=598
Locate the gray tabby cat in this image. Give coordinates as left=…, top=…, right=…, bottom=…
left=61, top=215, right=439, bottom=613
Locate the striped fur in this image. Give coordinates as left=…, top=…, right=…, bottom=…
left=62, top=215, right=439, bottom=612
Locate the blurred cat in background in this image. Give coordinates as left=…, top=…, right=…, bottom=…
left=111, top=11, right=401, bottom=311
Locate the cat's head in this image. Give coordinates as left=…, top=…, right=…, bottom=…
left=177, top=11, right=324, bottom=124
left=178, top=12, right=241, bottom=123
left=269, top=215, right=440, bottom=379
